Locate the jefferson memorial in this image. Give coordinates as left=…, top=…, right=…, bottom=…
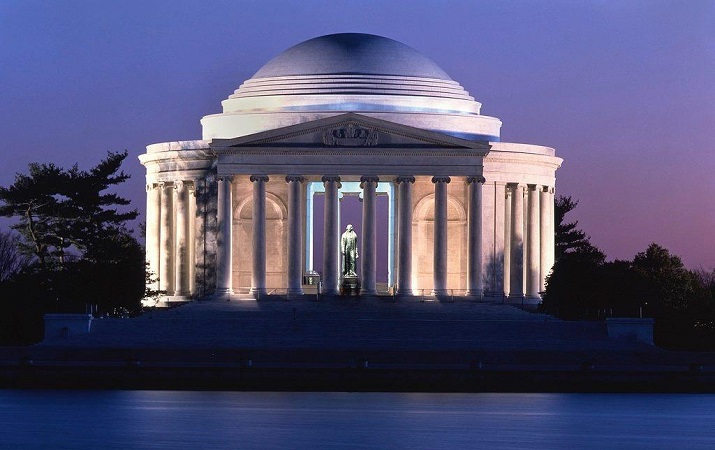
left=139, top=33, right=562, bottom=305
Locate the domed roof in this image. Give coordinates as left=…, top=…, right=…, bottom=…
left=252, top=33, right=452, bottom=80
left=201, top=33, right=503, bottom=142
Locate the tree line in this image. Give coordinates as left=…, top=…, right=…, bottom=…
left=544, top=197, right=715, bottom=350
left=0, top=152, right=152, bottom=344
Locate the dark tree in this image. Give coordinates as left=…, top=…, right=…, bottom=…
left=542, top=243, right=606, bottom=319
left=632, top=243, right=693, bottom=312
left=0, top=151, right=142, bottom=316
left=0, top=151, right=137, bottom=272
left=554, top=196, right=602, bottom=261
left=544, top=196, right=715, bottom=349
left=687, top=268, right=715, bottom=345
left=544, top=196, right=608, bottom=318
left=0, top=162, right=69, bottom=270
left=0, top=231, right=31, bottom=283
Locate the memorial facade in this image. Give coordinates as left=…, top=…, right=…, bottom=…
left=139, top=33, right=562, bottom=304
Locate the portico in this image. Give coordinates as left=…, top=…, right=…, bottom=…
left=209, top=113, right=491, bottom=297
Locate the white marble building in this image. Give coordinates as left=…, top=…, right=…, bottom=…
left=139, top=33, right=562, bottom=305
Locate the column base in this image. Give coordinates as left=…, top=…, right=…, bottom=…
left=249, top=288, right=267, bottom=299
left=213, top=288, right=234, bottom=300
left=482, top=292, right=507, bottom=304
left=466, top=289, right=483, bottom=299
left=287, top=288, right=304, bottom=296
left=507, top=294, right=541, bottom=310
left=152, top=295, right=193, bottom=307
left=524, top=294, right=542, bottom=305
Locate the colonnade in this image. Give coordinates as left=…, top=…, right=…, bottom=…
left=145, top=180, right=196, bottom=297
left=505, top=183, right=555, bottom=302
left=147, top=175, right=553, bottom=301
left=213, top=174, right=486, bottom=297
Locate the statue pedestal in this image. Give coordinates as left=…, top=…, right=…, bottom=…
left=340, top=275, right=361, bottom=296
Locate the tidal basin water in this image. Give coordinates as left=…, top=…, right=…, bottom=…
left=0, top=391, right=713, bottom=449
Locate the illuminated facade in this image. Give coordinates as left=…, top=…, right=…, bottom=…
left=139, top=33, right=561, bottom=305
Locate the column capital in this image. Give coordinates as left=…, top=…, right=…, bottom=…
left=467, top=175, right=486, bottom=184
left=145, top=183, right=155, bottom=192
left=542, top=186, right=555, bottom=194
left=432, top=176, right=451, bottom=184
left=285, top=175, right=305, bottom=184
left=158, top=181, right=171, bottom=189
left=188, top=179, right=201, bottom=196
left=360, top=175, right=379, bottom=186
left=217, top=175, right=233, bottom=183
left=322, top=175, right=341, bottom=188
left=250, top=175, right=269, bottom=183
left=174, top=180, right=186, bottom=191
left=395, top=176, right=415, bottom=184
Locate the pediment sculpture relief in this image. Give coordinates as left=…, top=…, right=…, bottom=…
left=322, top=123, right=379, bottom=147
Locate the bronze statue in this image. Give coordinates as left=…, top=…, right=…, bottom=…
left=340, top=224, right=359, bottom=277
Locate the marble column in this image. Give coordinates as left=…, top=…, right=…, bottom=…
left=188, top=182, right=197, bottom=296
left=215, top=176, right=233, bottom=296
left=174, top=180, right=190, bottom=297
left=145, top=183, right=161, bottom=293
left=159, top=182, right=174, bottom=294
left=322, top=176, right=341, bottom=295
left=509, top=183, right=524, bottom=300
left=432, top=176, right=450, bottom=295
left=540, top=186, right=555, bottom=290
left=396, top=176, right=415, bottom=295
left=503, top=186, right=512, bottom=297
left=467, top=176, right=486, bottom=297
left=250, top=175, right=269, bottom=298
left=526, top=184, right=541, bottom=301
left=360, top=176, right=379, bottom=294
left=286, top=175, right=304, bottom=295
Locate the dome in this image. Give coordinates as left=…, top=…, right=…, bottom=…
left=252, top=33, right=452, bottom=80
left=201, top=33, right=502, bottom=141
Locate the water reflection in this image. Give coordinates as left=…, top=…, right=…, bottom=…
left=0, top=391, right=713, bottom=449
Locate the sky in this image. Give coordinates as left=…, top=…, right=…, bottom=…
left=0, top=0, right=713, bottom=269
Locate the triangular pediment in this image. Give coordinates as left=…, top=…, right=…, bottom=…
left=210, top=113, right=490, bottom=151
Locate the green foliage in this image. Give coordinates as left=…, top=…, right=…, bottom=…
left=545, top=197, right=715, bottom=349
left=554, top=196, right=602, bottom=261
left=0, top=151, right=137, bottom=272
left=632, top=243, right=693, bottom=312
left=0, top=152, right=144, bottom=334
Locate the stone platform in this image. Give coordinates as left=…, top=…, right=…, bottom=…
left=1, top=297, right=713, bottom=391
left=39, top=296, right=632, bottom=351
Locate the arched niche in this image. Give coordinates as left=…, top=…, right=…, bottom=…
left=412, top=193, right=467, bottom=292
left=234, top=192, right=288, bottom=291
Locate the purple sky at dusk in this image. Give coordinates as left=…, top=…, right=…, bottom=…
left=1, top=0, right=713, bottom=269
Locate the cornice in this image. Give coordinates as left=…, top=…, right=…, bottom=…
left=210, top=113, right=491, bottom=152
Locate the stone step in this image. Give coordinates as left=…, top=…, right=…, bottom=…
left=42, top=298, right=629, bottom=352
